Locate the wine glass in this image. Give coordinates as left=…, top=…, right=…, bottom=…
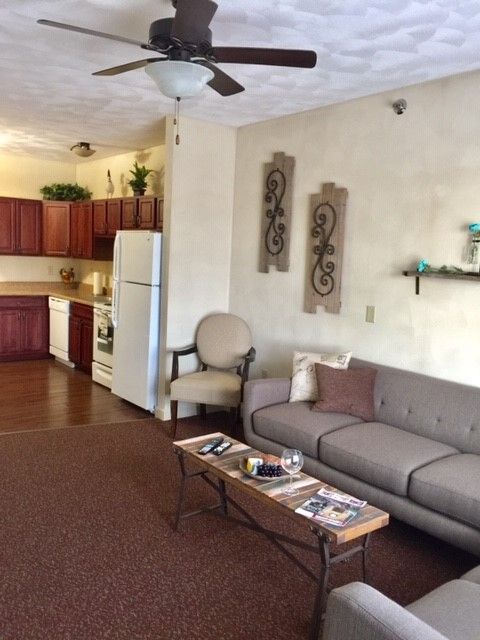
left=281, top=449, right=304, bottom=496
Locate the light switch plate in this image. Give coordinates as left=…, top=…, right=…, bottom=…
left=366, top=305, right=376, bottom=323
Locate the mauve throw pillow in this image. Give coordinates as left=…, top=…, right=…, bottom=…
left=312, top=364, right=377, bottom=421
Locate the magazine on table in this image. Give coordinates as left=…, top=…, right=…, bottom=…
left=295, top=485, right=367, bottom=527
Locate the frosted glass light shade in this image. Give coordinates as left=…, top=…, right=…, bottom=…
left=145, top=60, right=214, bottom=99
left=71, top=142, right=95, bottom=157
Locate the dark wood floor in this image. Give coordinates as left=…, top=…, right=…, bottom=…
left=0, top=359, right=152, bottom=433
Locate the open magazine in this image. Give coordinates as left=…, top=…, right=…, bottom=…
left=295, top=485, right=367, bottom=527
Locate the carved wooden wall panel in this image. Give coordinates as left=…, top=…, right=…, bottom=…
left=259, top=152, right=295, bottom=272
left=305, top=182, right=348, bottom=314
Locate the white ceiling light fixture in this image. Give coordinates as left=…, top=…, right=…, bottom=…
left=145, top=61, right=214, bottom=99
left=70, top=141, right=96, bottom=157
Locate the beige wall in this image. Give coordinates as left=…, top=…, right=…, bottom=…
left=156, top=116, right=237, bottom=420
left=0, top=256, right=111, bottom=284
left=230, top=70, right=480, bottom=387
left=75, top=145, right=165, bottom=200
left=0, top=152, right=75, bottom=200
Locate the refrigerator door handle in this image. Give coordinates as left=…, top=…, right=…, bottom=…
left=113, top=233, right=122, bottom=282
left=112, top=280, right=119, bottom=328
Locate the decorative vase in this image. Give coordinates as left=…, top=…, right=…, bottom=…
left=133, top=188, right=146, bottom=196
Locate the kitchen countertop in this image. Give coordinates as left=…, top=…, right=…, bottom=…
left=0, top=282, right=109, bottom=307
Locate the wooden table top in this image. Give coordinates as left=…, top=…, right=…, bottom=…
left=174, top=432, right=389, bottom=545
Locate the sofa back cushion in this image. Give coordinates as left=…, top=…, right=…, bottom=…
left=350, top=358, right=480, bottom=454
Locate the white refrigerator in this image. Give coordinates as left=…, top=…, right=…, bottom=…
left=111, top=230, right=162, bottom=412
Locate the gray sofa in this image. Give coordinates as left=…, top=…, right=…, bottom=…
left=243, top=358, right=480, bottom=556
left=322, top=565, right=480, bottom=640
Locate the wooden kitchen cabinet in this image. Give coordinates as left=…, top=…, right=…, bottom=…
left=156, top=198, right=164, bottom=231
left=71, top=201, right=93, bottom=258
left=93, top=199, right=122, bottom=236
left=69, top=302, right=93, bottom=374
left=121, top=197, right=156, bottom=230
left=42, top=201, right=71, bottom=256
left=0, top=197, right=42, bottom=255
left=0, top=296, right=49, bottom=361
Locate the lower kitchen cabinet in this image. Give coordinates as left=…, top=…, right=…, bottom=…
left=0, top=296, right=49, bottom=361
left=69, top=302, right=93, bottom=374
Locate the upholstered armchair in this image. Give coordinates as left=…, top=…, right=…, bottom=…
left=169, top=313, right=256, bottom=439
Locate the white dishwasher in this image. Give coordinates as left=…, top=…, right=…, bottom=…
left=48, top=297, right=74, bottom=367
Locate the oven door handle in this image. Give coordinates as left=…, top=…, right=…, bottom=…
left=112, top=281, right=119, bottom=328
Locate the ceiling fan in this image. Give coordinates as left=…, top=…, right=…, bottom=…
left=37, top=0, right=317, bottom=99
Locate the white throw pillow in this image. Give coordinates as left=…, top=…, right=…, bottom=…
left=289, top=350, right=352, bottom=402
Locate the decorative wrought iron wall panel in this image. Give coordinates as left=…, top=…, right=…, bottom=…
left=305, top=182, right=348, bottom=314
left=259, top=152, right=295, bottom=272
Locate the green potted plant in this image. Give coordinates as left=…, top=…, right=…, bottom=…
left=128, top=161, right=153, bottom=196
left=39, top=183, right=92, bottom=201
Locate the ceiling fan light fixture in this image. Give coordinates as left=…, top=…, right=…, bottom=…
left=70, top=141, right=96, bottom=157
left=145, top=60, right=214, bottom=99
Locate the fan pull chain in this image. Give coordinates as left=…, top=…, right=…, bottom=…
left=174, top=97, right=181, bottom=145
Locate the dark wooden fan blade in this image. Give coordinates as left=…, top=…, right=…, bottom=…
left=37, top=19, right=150, bottom=48
left=93, top=58, right=164, bottom=76
left=171, top=0, right=217, bottom=44
left=199, top=61, right=244, bottom=96
left=212, top=47, right=317, bottom=68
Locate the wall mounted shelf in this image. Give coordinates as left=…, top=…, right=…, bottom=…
left=402, top=270, right=480, bottom=294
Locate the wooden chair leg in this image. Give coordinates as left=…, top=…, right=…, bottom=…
left=170, top=400, right=178, bottom=439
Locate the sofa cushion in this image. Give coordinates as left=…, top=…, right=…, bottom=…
left=289, top=350, right=351, bottom=402
left=313, top=364, right=377, bottom=421
left=253, top=402, right=362, bottom=459
left=320, top=422, right=458, bottom=496
left=461, top=565, right=480, bottom=585
left=409, top=454, right=480, bottom=528
left=407, top=579, right=480, bottom=640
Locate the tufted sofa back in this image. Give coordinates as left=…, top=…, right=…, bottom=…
left=350, top=358, right=480, bottom=454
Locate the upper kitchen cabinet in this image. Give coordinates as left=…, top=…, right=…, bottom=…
left=42, top=201, right=71, bottom=256
left=93, top=199, right=122, bottom=236
left=71, top=201, right=93, bottom=259
left=0, top=197, right=42, bottom=256
left=122, top=196, right=156, bottom=230
left=156, top=198, right=164, bottom=231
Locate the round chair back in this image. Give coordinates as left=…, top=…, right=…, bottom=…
left=196, top=313, right=252, bottom=370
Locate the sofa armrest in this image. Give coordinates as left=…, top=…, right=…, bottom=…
left=243, top=378, right=291, bottom=440
left=322, top=583, right=449, bottom=640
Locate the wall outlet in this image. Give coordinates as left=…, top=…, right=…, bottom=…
left=365, top=305, right=376, bottom=323
left=261, top=369, right=269, bottom=378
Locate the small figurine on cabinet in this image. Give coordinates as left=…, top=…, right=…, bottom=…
left=106, top=169, right=114, bottom=198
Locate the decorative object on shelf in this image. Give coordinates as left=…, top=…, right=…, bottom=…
left=40, top=183, right=92, bottom=201
left=127, top=161, right=152, bottom=196
left=305, top=182, right=348, bottom=314
left=106, top=170, right=114, bottom=198
left=467, top=223, right=480, bottom=272
left=59, top=267, right=75, bottom=286
left=70, top=142, right=96, bottom=157
left=259, top=151, right=295, bottom=273
left=416, top=260, right=464, bottom=275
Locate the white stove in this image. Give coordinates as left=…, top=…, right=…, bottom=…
left=92, top=298, right=114, bottom=388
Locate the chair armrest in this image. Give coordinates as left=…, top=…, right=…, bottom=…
left=241, top=347, right=256, bottom=385
left=323, top=583, right=449, bottom=640
left=171, top=344, right=198, bottom=383
left=243, top=378, right=291, bottom=440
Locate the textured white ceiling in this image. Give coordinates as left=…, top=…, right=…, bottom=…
left=2, top=0, right=480, bottom=161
